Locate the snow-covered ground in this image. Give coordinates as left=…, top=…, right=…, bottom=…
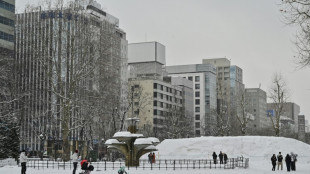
left=1, top=136, right=310, bottom=174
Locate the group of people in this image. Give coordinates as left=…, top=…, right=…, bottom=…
left=271, top=152, right=298, bottom=172
left=71, top=150, right=94, bottom=174
left=148, top=152, right=156, bottom=164
left=212, top=151, right=228, bottom=164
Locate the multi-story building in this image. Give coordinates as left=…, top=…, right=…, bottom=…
left=267, top=102, right=300, bottom=133
left=245, top=88, right=270, bottom=132
left=15, top=0, right=127, bottom=156
left=306, top=120, right=310, bottom=133
left=0, top=0, right=15, bottom=117
left=166, top=64, right=217, bottom=136
left=128, top=42, right=194, bottom=139
left=298, top=115, right=306, bottom=141
left=202, top=58, right=245, bottom=135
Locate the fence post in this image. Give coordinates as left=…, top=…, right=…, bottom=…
left=151, top=160, right=153, bottom=170
left=165, top=160, right=167, bottom=170
left=47, top=160, right=48, bottom=168
left=232, top=158, right=235, bottom=169
left=199, top=160, right=200, bottom=169
left=63, top=161, right=65, bottom=169
left=210, top=160, right=211, bottom=169
left=105, top=160, right=106, bottom=171
left=173, top=160, right=175, bottom=170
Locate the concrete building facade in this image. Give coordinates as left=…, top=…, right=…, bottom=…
left=166, top=64, right=217, bottom=136
left=267, top=102, right=300, bottom=133
left=15, top=0, right=127, bottom=155
left=298, top=115, right=306, bottom=141
left=245, top=88, right=270, bottom=131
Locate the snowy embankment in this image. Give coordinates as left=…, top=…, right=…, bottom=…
left=143, top=136, right=310, bottom=164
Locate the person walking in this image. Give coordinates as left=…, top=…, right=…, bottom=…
left=223, top=153, right=228, bottom=164
left=277, top=152, right=283, bottom=170
left=212, top=152, right=217, bottom=164
left=19, top=150, right=27, bottom=174
left=219, top=151, right=224, bottom=164
left=71, top=150, right=79, bottom=174
left=152, top=152, right=156, bottom=163
left=285, top=154, right=291, bottom=172
left=271, top=154, right=277, bottom=171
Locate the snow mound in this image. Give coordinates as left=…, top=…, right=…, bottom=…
left=146, top=136, right=310, bottom=162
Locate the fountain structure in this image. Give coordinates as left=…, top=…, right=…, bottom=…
left=105, top=117, right=160, bottom=166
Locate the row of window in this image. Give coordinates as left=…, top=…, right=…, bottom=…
left=187, top=76, right=200, bottom=82
left=0, top=0, right=15, bottom=12
left=0, top=15, right=14, bottom=27
left=154, top=101, right=177, bottom=109
left=0, top=31, right=14, bottom=42
left=153, top=83, right=182, bottom=96
left=153, top=92, right=182, bottom=104
left=153, top=109, right=182, bottom=116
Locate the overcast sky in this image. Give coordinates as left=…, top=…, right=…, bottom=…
left=16, top=0, right=310, bottom=121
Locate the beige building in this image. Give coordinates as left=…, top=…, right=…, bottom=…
left=128, top=78, right=189, bottom=138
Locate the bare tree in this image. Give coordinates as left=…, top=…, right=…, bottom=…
left=268, top=73, right=289, bottom=137
left=233, top=89, right=251, bottom=136
left=280, top=0, right=310, bottom=68
left=212, top=82, right=230, bottom=136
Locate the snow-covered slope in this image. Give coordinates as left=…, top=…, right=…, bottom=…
left=144, top=136, right=310, bottom=163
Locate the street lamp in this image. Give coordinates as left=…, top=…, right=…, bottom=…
left=39, top=133, right=46, bottom=160
left=97, top=138, right=105, bottom=162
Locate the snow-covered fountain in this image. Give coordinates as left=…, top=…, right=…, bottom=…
left=105, top=117, right=160, bottom=166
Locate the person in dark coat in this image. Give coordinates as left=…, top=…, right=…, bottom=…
left=223, top=153, right=228, bottom=164
left=285, top=154, right=291, bottom=172
left=148, top=153, right=152, bottom=163
left=271, top=154, right=277, bottom=171
left=212, top=152, right=217, bottom=164
left=219, top=151, right=223, bottom=164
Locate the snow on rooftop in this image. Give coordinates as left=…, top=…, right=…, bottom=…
left=134, top=138, right=153, bottom=145
left=105, top=139, right=123, bottom=145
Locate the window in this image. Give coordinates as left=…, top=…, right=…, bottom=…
left=134, top=102, right=139, bottom=106
left=195, top=91, right=200, bottom=97
left=153, top=109, right=157, bottom=115
left=180, top=99, right=183, bottom=104
left=153, top=101, right=157, bottom=106
left=134, top=84, right=139, bottom=88
left=154, top=83, right=157, bottom=89
left=0, top=16, right=15, bottom=27
left=195, top=115, right=200, bottom=120
left=160, top=102, right=163, bottom=108
left=160, top=93, right=163, bottom=99
left=195, top=99, right=200, bottom=105
left=153, top=118, right=157, bottom=124
left=195, top=130, right=200, bottom=136
left=153, top=92, right=157, bottom=98
left=195, top=84, right=200, bottom=90
left=161, top=85, right=163, bottom=90
left=195, top=122, right=200, bottom=128
left=134, top=110, right=139, bottom=115
left=195, top=76, right=200, bottom=82
left=0, top=1, right=15, bottom=12
left=195, top=107, right=200, bottom=112
left=0, top=31, right=14, bottom=42
left=188, top=76, right=193, bottom=81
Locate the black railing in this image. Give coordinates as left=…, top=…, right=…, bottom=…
left=25, top=157, right=249, bottom=170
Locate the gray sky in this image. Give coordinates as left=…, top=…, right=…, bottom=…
left=16, top=0, right=310, bottom=121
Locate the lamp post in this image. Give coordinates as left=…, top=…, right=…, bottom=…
left=97, top=138, right=104, bottom=161
left=39, top=133, right=46, bottom=160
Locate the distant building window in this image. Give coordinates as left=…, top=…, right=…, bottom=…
left=195, top=115, right=200, bottom=120
left=195, top=76, right=200, bottom=82
left=195, top=84, right=200, bottom=90
left=195, top=91, right=200, bottom=97
left=154, top=83, right=157, bottom=89
left=134, top=84, right=139, bottom=88
left=195, top=122, right=200, bottom=128
left=153, top=109, right=157, bottom=115
left=188, top=76, right=193, bottom=81
left=195, top=99, right=200, bottom=105
left=153, top=92, right=157, bottom=98
left=195, top=130, right=200, bottom=136
left=153, top=101, right=157, bottom=106
left=195, top=107, right=200, bottom=112
left=0, top=1, right=15, bottom=12
left=0, top=31, right=14, bottom=42
left=0, top=16, right=15, bottom=27
left=134, top=102, right=139, bottom=106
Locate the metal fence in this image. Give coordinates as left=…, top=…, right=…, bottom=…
left=25, top=157, right=249, bottom=171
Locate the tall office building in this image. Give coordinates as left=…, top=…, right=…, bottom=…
left=245, top=88, right=270, bottom=132
left=0, top=0, right=15, bottom=116
left=202, top=58, right=245, bottom=135
left=15, top=0, right=127, bottom=155
left=166, top=64, right=217, bottom=136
